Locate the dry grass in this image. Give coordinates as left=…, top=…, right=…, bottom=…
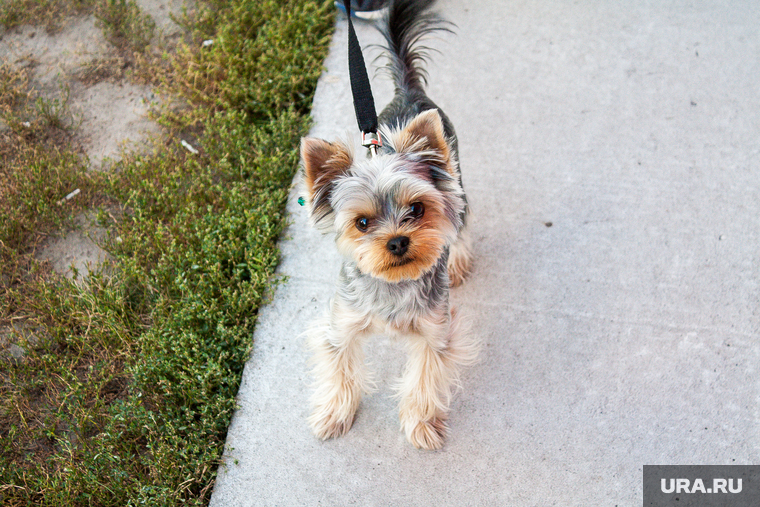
left=0, top=0, right=95, bottom=32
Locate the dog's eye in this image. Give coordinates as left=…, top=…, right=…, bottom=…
left=409, top=202, right=425, bottom=219
left=355, top=217, right=369, bottom=232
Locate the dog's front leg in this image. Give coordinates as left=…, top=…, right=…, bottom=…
left=307, top=297, right=373, bottom=441
left=397, top=308, right=477, bottom=450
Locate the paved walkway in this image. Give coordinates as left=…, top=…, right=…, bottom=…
left=210, top=1, right=760, bottom=505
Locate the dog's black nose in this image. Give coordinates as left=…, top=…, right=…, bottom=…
left=386, top=236, right=409, bottom=256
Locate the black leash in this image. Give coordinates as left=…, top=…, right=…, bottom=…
left=342, top=0, right=382, bottom=156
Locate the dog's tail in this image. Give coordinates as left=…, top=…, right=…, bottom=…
left=380, top=0, right=452, bottom=94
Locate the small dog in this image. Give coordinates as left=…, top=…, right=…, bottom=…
left=300, top=0, right=478, bottom=450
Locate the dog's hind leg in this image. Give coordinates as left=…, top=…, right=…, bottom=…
left=447, top=217, right=473, bottom=287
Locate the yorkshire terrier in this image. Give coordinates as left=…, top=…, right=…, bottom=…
left=299, top=0, right=478, bottom=450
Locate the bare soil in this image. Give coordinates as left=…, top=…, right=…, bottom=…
left=1, top=1, right=185, bottom=278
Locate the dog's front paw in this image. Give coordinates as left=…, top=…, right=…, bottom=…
left=404, top=417, right=447, bottom=450
left=309, top=398, right=358, bottom=440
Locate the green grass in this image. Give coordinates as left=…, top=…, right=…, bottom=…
left=0, top=0, right=155, bottom=44
left=94, top=0, right=155, bottom=54
left=0, top=0, right=94, bottom=31
left=0, top=0, right=334, bottom=505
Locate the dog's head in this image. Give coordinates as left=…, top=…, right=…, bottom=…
left=301, top=109, right=465, bottom=283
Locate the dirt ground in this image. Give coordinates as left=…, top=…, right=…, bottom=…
left=1, top=0, right=185, bottom=279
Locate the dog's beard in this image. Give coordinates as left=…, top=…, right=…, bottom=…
left=336, top=224, right=449, bottom=282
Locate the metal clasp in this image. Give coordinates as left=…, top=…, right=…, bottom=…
left=362, top=131, right=382, bottom=158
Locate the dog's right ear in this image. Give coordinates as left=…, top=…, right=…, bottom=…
left=301, top=137, right=353, bottom=230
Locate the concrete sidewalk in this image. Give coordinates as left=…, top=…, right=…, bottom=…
left=210, top=1, right=760, bottom=505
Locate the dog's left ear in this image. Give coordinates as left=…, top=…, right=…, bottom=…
left=396, top=109, right=453, bottom=172
left=301, top=137, right=353, bottom=230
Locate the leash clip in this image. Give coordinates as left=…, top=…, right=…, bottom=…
left=362, top=131, right=382, bottom=157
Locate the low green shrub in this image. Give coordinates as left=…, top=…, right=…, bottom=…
left=0, top=1, right=334, bottom=505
